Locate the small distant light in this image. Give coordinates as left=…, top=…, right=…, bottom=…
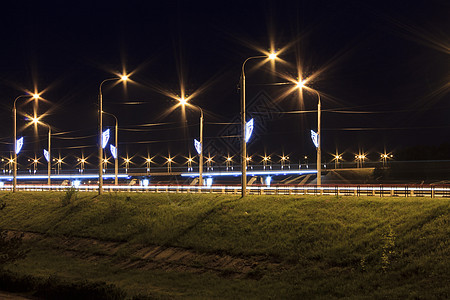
left=268, top=52, right=277, bottom=60
left=206, top=177, right=213, bottom=187
left=179, top=97, right=187, bottom=106
left=32, top=93, right=39, bottom=99
left=121, top=75, right=129, bottom=81
left=72, top=180, right=81, bottom=188
left=142, top=179, right=149, bottom=187
left=296, top=80, right=306, bottom=89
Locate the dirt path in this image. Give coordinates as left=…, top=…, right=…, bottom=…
left=11, top=231, right=286, bottom=279
left=0, top=291, right=34, bottom=300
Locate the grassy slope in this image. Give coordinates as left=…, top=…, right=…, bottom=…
left=0, top=191, right=449, bottom=299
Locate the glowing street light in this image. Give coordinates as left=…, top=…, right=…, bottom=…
left=380, top=152, right=393, bottom=167
left=355, top=154, right=366, bottom=168
left=166, top=156, right=173, bottom=173
left=206, top=155, right=214, bottom=171
left=98, top=74, right=129, bottom=194
left=333, top=153, right=343, bottom=169
left=296, top=80, right=322, bottom=186
left=53, top=157, right=64, bottom=174
left=145, top=157, right=153, bottom=173
left=225, top=156, right=233, bottom=171
left=262, top=155, right=271, bottom=170
left=28, top=157, right=39, bottom=174
left=187, top=156, right=194, bottom=172
left=280, top=155, right=290, bottom=170
left=240, top=52, right=277, bottom=196
left=77, top=157, right=87, bottom=173
left=29, top=116, right=52, bottom=186
left=12, top=93, right=40, bottom=192
left=246, top=156, right=252, bottom=170
left=178, top=97, right=204, bottom=186
left=123, top=156, right=131, bottom=173
left=102, top=157, right=109, bottom=172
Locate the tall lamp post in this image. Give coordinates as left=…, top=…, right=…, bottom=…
left=30, top=117, right=51, bottom=186
left=178, top=97, right=204, bottom=186
left=98, top=75, right=128, bottom=195
left=296, top=81, right=322, bottom=186
left=13, top=93, right=39, bottom=192
left=240, top=53, right=277, bottom=197
left=103, top=111, right=118, bottom=186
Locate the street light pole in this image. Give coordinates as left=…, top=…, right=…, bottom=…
left=296, top=82, right=322, bottom=187
left=47, top=126, right=51, bottom=186
left=199, top=107, right=204, bottom=186
left=98, top=75, right=128, bottom=195
left=240, top=55, right=269, bottom=197
left=316, top=90, right=321, bottom=186
left=29, top=117, right=51, bottom=186
left=13, top=94, right=39, bottom=192
left=178, top=98, right=204, bottom=186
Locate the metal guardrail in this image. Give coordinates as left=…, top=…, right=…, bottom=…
left=1, top=184, right=450, bottom=198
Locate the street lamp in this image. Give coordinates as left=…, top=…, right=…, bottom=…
left=355, top=154, right=366, bottom=168
left=178, top=97, right=204, bottom=186
left=280, top=155, right=289, bottom=170
left=166, top=156, right=173, bottom=173
left=77, top=157, right=87, bottom=173
left=123, top=156, right=131, bottom=173
left=187, top=156, right=194, bottom=171
left=380, top=153, right=393, bottom=167
left=29, top=117, right=51, bottom=186
left=240, top=53, right=277, bottom=196
left=296, top=80, right=322, bottom=186
left=206, top=155, right=214, bottom=171
left=262, top=155, right=271, bottom=170
left=103, top=111, right=118, bottom=185
left=225, top=156, right=233, bottom=171
left=12, top=93, right=39, bottom=192
left=333, top=154, right=343, bottom=169
left=145, top=157, right=152, bottom=173
left=98, top=75, right=128, bottom=195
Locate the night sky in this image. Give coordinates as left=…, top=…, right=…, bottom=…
left=1, top=1, right=449, bottom=168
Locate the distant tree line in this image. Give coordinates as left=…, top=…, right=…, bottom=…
left=396, top=143, right=450, bottom=161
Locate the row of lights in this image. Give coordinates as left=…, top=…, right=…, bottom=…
left=2, top=152, right=394, bottom=170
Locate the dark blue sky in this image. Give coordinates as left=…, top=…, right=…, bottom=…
left=1, top=0, right=449, bottom=167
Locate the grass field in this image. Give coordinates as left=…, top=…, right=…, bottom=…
left=0, top=191, right=448, bottom=299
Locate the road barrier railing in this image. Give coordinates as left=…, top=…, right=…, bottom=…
left=1, top=184, right=450, bottom=198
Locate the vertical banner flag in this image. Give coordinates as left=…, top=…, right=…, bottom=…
left=245, top=118, right=254, bottom=143
left=110, top=144, right=117, bottom=159
left=43, top=149, right=50, bottom=162
left=194, top=139, right=202, bottom=154
left=102, top=129, right=110, bottom=149
left=15, top=137, right=24, bottom=154
left=310, top=130, right=319, bottom=148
